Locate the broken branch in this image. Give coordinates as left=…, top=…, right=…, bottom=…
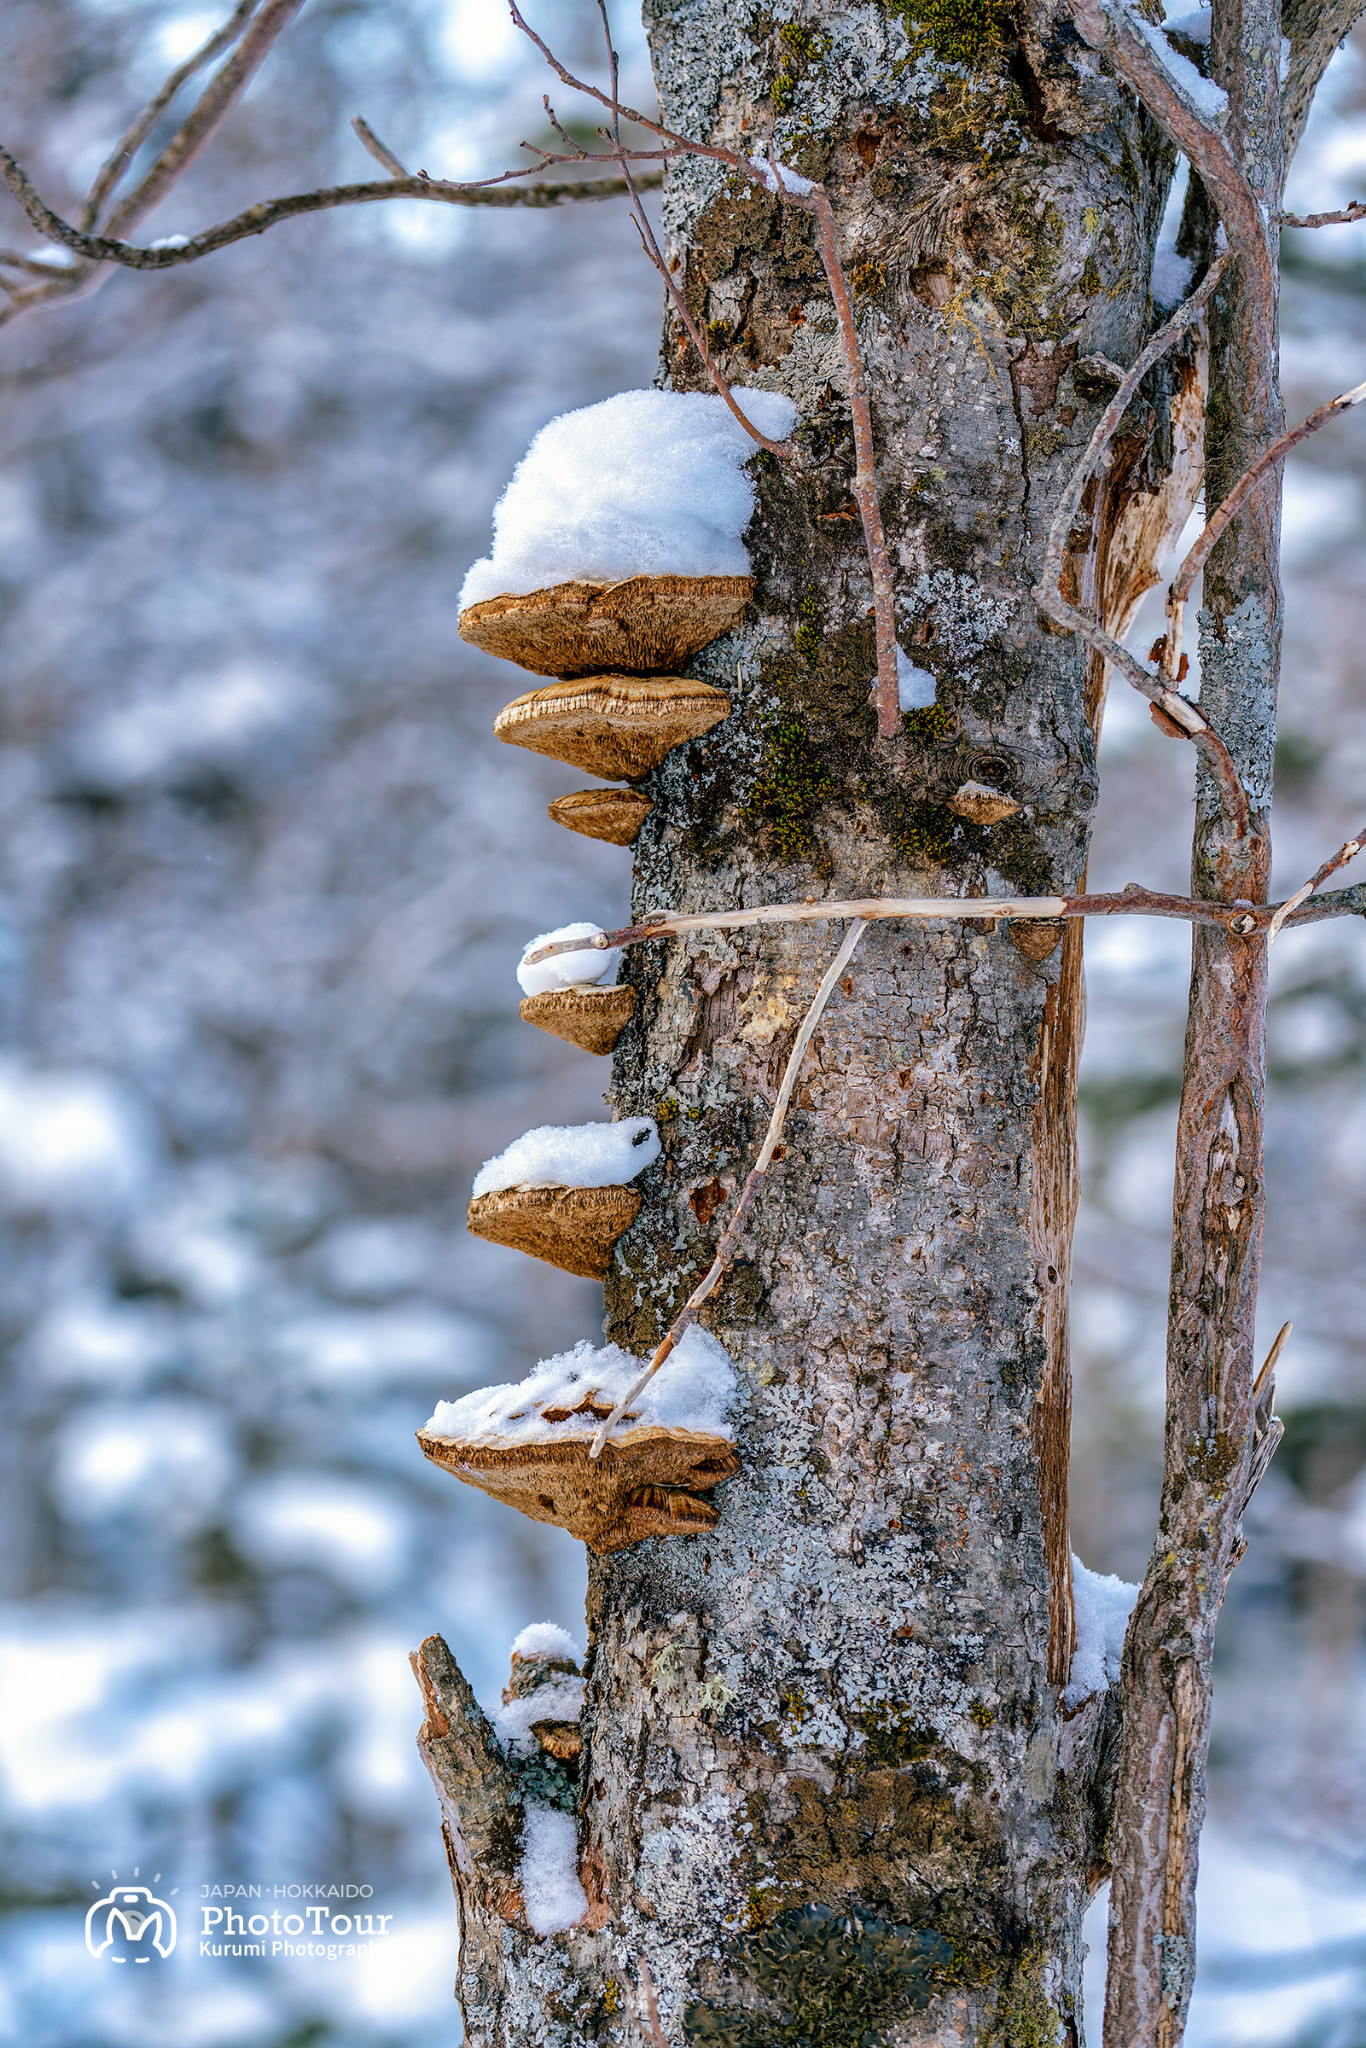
left=589, top=920, right=867, bottom=1456
left=1267, top=820, right=1366, bottom=943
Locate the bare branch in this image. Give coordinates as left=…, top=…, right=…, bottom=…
left=1282, top=0, right=1366, bottom=162
left=520, top=880, right=1366, bottom=979
left=351, top=116, right=408, bottom=179
left=1067, top=0, right=1275, bottom=344
left=102, top=0, right=307, bottom=241
left=80, top=0, right=262, bottom=231
left=631, top=1962, right=670, bottom=2048
left=0, top=146, right=665, bottom=289
left=1276, top=199, right=1366, bottom=226
left=590, top=920, right=868, bottom=1457
left=1166, top=373, right=1366, bottom=674
left=1267, top=819, right=1366, bottom=942
left=580, top=0, right=789, bottom=454
left=806, top=182, right=900, bottom=737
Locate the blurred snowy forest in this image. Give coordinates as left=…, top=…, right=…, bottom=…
left=0, top=3, right=1363, bottom=2044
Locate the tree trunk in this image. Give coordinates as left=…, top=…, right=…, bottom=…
left=425, top=4, right=1199, bottom=2040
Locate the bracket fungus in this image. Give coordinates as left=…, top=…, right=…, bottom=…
left=948, top=780, right=1022, bottom=826
left=459, top=573, right=752, bottom=679
left=547, top=786, right=653, bottom=846
left=418, top=1330, right=739, bottom=1552
left=519, top=984, right=637, bottom=1056
left=467, top=1117, right=659, bottom=1278
left=492, top=673, right=732, bottom=782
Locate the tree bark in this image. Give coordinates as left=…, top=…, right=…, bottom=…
left=430, top=3, right=1209, bottom=2040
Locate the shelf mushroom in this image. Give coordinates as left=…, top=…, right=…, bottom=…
left=457, top=386, right=798, bottom=778
left=459, top=573, right=752, bottom=680
left=417, top=1329, right=740, bottom=1552
left=546, top=788, right=653, bottom=847
left=491, top=673, right=732, bottom=783
left=515, top=922, right=635, bottom=1057
left=466, top=1116, right=660, bottom=1279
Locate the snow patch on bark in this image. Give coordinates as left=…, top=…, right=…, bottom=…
left=1065, top=1557, right=1139, bottom=1707
left=496, top=1678, right=586, bottom=1757
left=519, top=1804, right=587, bottom=1935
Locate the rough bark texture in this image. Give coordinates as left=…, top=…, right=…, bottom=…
left=431, top=2, right=1208, bottom=2041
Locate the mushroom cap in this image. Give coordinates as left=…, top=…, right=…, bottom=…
left=466, top=1183, right=641, bottom=1279
left=547, top=787, right=653, bottom=846
left=493, top=675, right=732, bottom=783
left=948, top=780, right=1022, bottom=826
left=1009, top=918, right=1065, bottom=961
left=519, top=985, right=637, bottom=1057
left=458, top=574, right=752, bottom=678
left=416, top=1422, right=740, bottom=1553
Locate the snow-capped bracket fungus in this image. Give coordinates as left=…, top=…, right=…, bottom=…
left=416, top=1332, right=739, bottom=1552
left=514, top=920, right=636, bottom=1054
left=491, top=674, right=731, bottom=782
left=465, top=1117, right=660, bottom=1280
left=458, top=574, right=753, bottom=679
left=546, top=786, right=653, bottom=847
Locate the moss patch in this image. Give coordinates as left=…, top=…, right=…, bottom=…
left=887, top=0, right=1009, bottom=69
left=684, top=1905, right=956, bottom=2048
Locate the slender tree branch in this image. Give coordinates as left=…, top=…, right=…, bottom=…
left=589, top=920, right=868, bottom=1457
left=102, top=0, right=308, bottom=241
left=1282, top=0, right=1366, bottom=162
left=1267, top=821, right=1366, bottom=941
left=632, top=1962, right=671, bottom=2048
left=351, top=116, right=409, bottom=178
left=0, top=146, right=666, bottom=282
left=80, top=0, right=263, bottom=231
left=585, top=0, right=789, bottom=454
left=521, top=880, right=1366, bottom=974
left=1275, top=199, right=1366, bottom=226
left=1166, top=372, right=1366, bottom=671
left=805, top=181, right=899, bottom=737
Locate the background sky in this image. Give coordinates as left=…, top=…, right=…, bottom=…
left=0, top=4, right=1364, bottom=2044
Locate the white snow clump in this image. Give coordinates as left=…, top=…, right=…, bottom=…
left=423, top=1325, right=738, bottom=1447
left=472, top=1117, right=659, bottom=1196
left=1151, top=246, right=1196, bottom=313
left=1125, top=7, right=1228, bottom=117
left=1065, top=1556, right=1140, bottom=1709
left=495, top=1675, right=585, bottom=1756
left=510, top=1621, right=581, bottom=1662
left=519, top=1804, right=588, bottom=1935
left=517, top=922, right=620, bottom=998
left=749, top=153, right=816, bottom=197
left=896, top=647, right=938, bottom=711
left=459, top=386, right=798, bottom=606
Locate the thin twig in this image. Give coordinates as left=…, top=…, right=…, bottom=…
left=521, top=878, right=1366, bottom=974
left=1166, top=375, right=1366, bottom=674
left=586, top=0, right=788, bottom=454
left=1033, top=254, right=1251, bottom=839
left=1267, top=820, right=1366, bottom=943
left=79, top=0, right=262, bottom=231
left=589, top=920, right=868, bottom=1458
left=352, top=116, right=408, bottom=178
left=806, top=182, right=899, bottom=736
left=632, top=1962, right=670, bottom=2048
left=1275, top=200, right=1366, bottom=227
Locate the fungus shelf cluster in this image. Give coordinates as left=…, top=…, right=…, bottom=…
left=418, top=390, right=779, bottom=1550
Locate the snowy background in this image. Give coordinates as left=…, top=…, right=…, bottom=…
left=0, top=3, right=1363, bottom=2044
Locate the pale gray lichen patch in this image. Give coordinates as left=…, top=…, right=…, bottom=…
left=1196, top=592, right=1277, bottom=811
